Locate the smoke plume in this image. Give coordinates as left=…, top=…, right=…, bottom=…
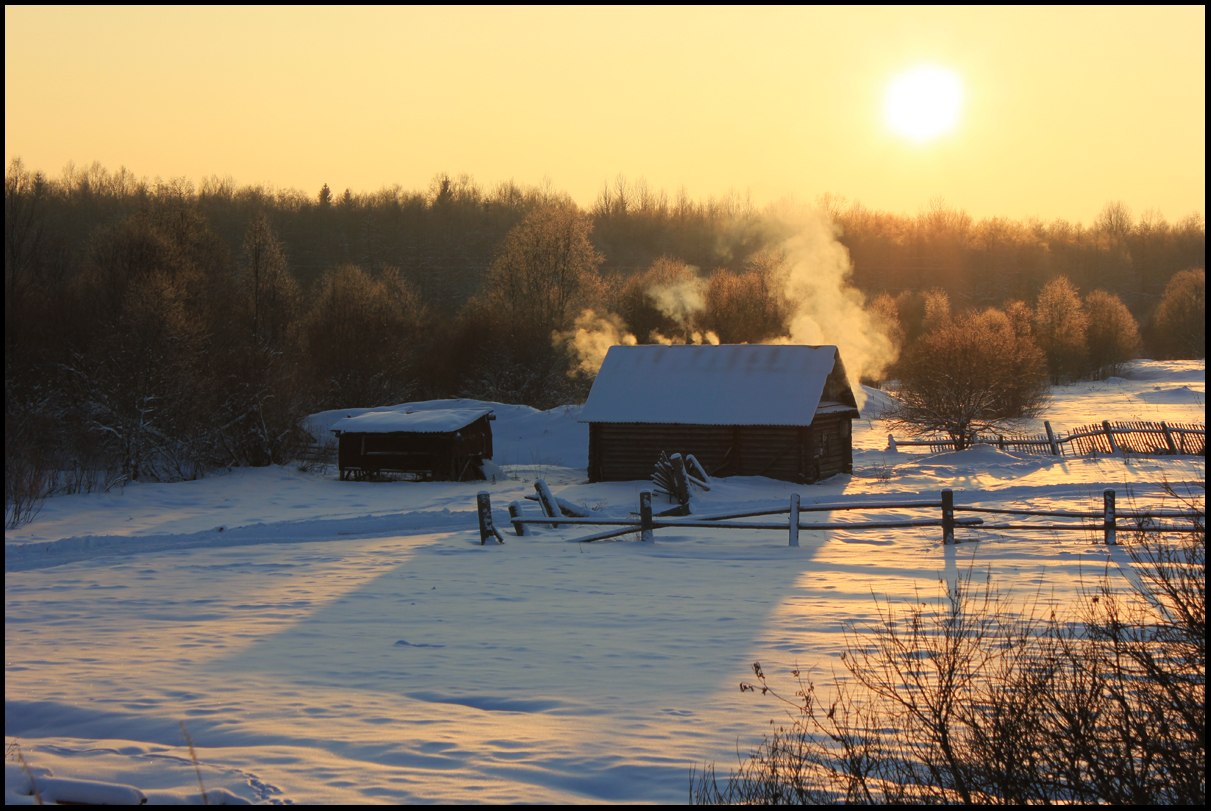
left=642, top=273, right=721, bottom=345
left=646, top=275, right=707, bottom=333
left=554, top=205, right=898, bottom=408
left=554, top=309, right=637, bottom=377
left=649, top=329, right=720, bottom=346
left=771, top=209, right=899, bottom=408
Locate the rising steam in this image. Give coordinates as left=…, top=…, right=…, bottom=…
left=646, top=275, right=707, bottom=333
left=771, top=210, right=899, bottom=408
left=554, top=206, right=898, bottom=406
left=554, top=309, right=637, bottom=377
left=644, top=273, right=720, bottom=345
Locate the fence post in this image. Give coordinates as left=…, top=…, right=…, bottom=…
left=477, top=491, right=503, bottom=544
left=1161, top=422, right=1179, bottom=455
left=639, top=491, right=654, bottom=543
left=1102, top=420, right=1120, bottom=455
left=508, top=501, right=530, bottom=536
left=1103, top=489, right=1116, bottom=546
left=1044, top=421, right=1060, bottom=456
left=789, top=493, right=800, bottom=547
left=941, top=489, right=955, bottom=545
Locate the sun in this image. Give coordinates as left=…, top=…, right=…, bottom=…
left=884, top=65, right=963, bottom=142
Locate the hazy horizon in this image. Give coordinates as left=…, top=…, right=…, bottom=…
left=5, top=6, right=1205, bottom=226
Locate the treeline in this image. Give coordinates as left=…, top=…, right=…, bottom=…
left=4, top=159, right=1205, bottom=495
left=874, top=269, right=1205, bottom=385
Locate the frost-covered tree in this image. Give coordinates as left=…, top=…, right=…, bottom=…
left=888, top=308, right=1048, bottom=449
left=1083, top=289, right=1140, bottom=378
left=703, top=251, right=791, bottom=344
left=301, top=264, right=430, bottom=408
left=1150, top=268, right=1205, bottom=359
left=618, top=257, right=707, bottom=343
left=459, top=200, right=606, bottom=405
left=1033, top=276, right=1088, bottom=383
left=479, top=199, right=605, bottom=345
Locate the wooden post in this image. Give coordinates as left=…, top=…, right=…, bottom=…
left=1044, top=421, right=1060, bottom=456
left=789, top=493, right=800, bottom=547
left=1102, top=420, right=1120, bottom=455
left=1104, top=489, right=1116, bottom=546
left=477, top=492, right=503, bottom=544
left=639, top=491, right=654, bottom=543
left=508, top=501, right=530, bottom=536
left=941, top=489, right=955, bottom=545
left=1161, top=422, right=1179, bottom=455
left=671, top=453, right=690, bottom=506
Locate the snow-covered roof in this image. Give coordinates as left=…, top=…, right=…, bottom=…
left=330, top=408, right=494, bottom=435
left=579, top=344, right=857, bottom=426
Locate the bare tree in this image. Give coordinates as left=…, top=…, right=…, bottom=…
left=240, top=212, right=297, bottom=347
left=1095, top=200, right=1133, bottom=239
left=4, top=158, right=49, bottom=344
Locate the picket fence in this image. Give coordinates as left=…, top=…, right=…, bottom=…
left=889, top=420, right=1205, bottom=457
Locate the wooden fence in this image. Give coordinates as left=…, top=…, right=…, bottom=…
left=297, top=443, right=337, bottom=465
left=476, top=485, right=1204, bottom=546
left=889, top=420, right=1205, bottom=457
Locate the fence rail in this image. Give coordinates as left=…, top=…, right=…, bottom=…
left=476, top=484, right=1204, bottom=547
left=297, top=443, right=337, bottom=465
left=889, top=420, right=1205, bottom=457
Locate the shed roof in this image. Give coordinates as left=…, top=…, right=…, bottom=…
left=579, top=344, right=857, bottom=426
left=330, top=408, right=494, bottom=435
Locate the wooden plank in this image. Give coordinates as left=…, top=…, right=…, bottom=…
left=534, top=480, right=560, bottom=528
left=574, top=526, right=643, bottom=543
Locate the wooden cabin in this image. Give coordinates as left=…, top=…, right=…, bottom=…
left=330, top=407, right=494, bottom=481
left=579, top=344, right=859, bottom=483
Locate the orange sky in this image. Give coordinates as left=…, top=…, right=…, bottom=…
left=5, top=5, right=1205, bottom=225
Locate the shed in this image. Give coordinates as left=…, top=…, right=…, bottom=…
left=330, top=407, right=494, bottom=481
left=579, top=344, right=859, bottom=483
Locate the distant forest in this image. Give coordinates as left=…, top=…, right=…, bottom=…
left=4, top=160, right=1205, bottom=491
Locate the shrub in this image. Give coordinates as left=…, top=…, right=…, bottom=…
left=4, top=452, right=48, bottom=529
left=693, top=497, right=1205, bottom=805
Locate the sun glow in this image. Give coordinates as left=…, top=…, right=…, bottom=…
left=884, top=65, right=963, bottom=142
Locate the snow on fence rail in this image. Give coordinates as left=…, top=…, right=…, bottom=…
left=888, top=420, right=1206, bottom=457
left=476, top=484, right=1204, bottom=547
